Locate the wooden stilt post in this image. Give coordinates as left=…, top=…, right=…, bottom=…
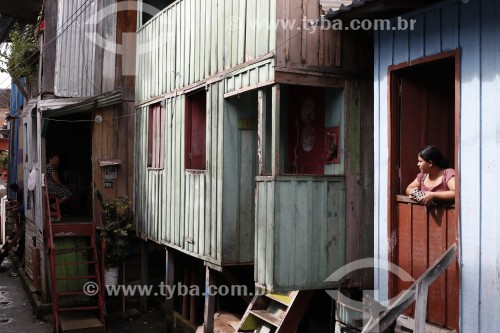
left=165, top=247, right=175, bottom=333
left=203, top=265, right=215, bottom=333
left=140, top=241, right=149, bottom=312
left=190, top=269, right=198, bottom=325
left=182, top=269, right=190, bottom=317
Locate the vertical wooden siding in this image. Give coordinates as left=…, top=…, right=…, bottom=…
left=255, top=176, right=345, bottom=290
left=92, top=103, right=135, bottom=202
left=135, top=82, right=225, bottom=263
left=394, top=198, right=459, bottom=330
left=55, top=0, right=98, bottom=97
left=136, top=0, right=276, bottom=103
left=374, top=0, right=500, bottom=331
left=275, top=0, right=340, bottom=70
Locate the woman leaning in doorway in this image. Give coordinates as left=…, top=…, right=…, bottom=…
left=406, top=145, right=456, bottom=206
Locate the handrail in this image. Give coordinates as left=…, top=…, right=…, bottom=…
left=362, top=244, right=457, bottom=333
left=396, top=194, right=455, bottom=208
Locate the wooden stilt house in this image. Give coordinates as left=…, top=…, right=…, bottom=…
left=135, top=0, right=374, bottom=331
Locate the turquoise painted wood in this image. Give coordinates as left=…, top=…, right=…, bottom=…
left=135, top=83, right=226, bottom=263
left=254, top=176, right=345, bottom=291
left=136, top=0, right=276, bottom=103
left=373, top=0, right=500, bottom=331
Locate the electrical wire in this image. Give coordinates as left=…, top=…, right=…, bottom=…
left=10, top=4, right=308, bottom=124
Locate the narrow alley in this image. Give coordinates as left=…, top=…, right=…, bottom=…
left=0, top=269, right=52, bottom=333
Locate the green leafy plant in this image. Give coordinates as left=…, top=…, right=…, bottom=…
left=0, top=151, right=8, bottom=170
left=0, top=24, right=39, bottom=99
left=96, top=191, right=134, bottom=269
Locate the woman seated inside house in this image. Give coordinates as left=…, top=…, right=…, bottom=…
left=47, top=154, right=72, bottom=209
left=406, top=145, right=456, bottom=206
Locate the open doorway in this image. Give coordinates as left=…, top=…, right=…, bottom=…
left=388, top=51, right=460, bottom=331
left=45, top=113, right=93, bottom=218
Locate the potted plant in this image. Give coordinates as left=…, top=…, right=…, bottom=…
left=96, top=191, right=133, bottom=285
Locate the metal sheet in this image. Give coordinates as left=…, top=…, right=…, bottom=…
left=54, top=0, right=98, bottom=97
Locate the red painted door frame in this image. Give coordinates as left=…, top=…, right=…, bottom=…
left=387, top=49, right=461, bottom=331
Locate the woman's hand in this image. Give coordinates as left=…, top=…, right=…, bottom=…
left=419, top=192, right=435, bottom=206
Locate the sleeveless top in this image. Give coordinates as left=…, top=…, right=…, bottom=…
left=417, top=168, right=455, bottom=192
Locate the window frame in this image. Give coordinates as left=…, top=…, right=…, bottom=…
left=184, top=90, right=207, bottom=171
left=147, top=102, right=165, bottom=169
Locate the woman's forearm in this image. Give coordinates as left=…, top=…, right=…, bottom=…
left=431, top=191, right=455, bottom=201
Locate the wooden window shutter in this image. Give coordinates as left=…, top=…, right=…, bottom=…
left=148, top=103, right=164, bottom=169
left=185, top=91, right=206, bottom=170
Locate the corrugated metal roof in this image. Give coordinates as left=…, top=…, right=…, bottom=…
left=323, top=0, right=442, bottom=19
left=320, top=0, right=355, bottom=14
left=41, top=90, right=123, bottom=118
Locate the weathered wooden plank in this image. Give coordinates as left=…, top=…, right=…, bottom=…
left=271, top=84, right=280, bottom=176
left=179, top=96, right=186, bottom=249
left=441, top=4, right=459, bottom=51
left=256, top=181, right=268, bottom=285
left=210, top=85, right=218, bottom=259
left=393, top=28, right=409, bottom=65
left=194, top=174, right=201, bottom=255
left=198, top=173, right=206, bottom=255
left=275, top=0, right=288, bottom=68
left=194, top=0, right=201, bottom=82
left=306, top=0, right=320, bottom=67
left=189, top=0, right=196, bottom=84
left=237, top=0, right=247, bottom=65
left=459, top=0, right=481, bottom=331
left=256, top=0, right=270, bottom=57
left=174, top=97, right=181, bottom=246
left=210, top=0, right=218, bottom=76
left=478, top=1, right=499, bottom=330
left=424, top=9, right=441, bottom=56
left=216, top=82, right=224, bottom=261
left=245, top=0, right=257, bottom=61
left=42, top=0, right=57, bottom=94
left=288, top=0, right=302, bottom=67
left=396, top=203, right=413, bottom=313
left=409, top=14, right=424, bottom=61
left=427, top=207, right=447, bottom=325
left=446, top=208, right=459, bottom=330
left=221, top=97, right=238, bottom=263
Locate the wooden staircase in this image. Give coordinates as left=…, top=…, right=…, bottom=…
left=44, top=181, right=105, bottom=333
left=237, top=290, right=313, bottom=333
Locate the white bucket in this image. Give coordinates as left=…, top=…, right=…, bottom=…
left=104, top=267, right=119, bottom=286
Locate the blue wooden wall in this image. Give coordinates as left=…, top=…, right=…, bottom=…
left=374, top=0, right=500, bottom=331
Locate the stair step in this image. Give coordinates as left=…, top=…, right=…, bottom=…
left=264, top=292, right=294, bottom=306
left=57, top=291, right=93, bottom=297
left=55, top=247, right=94, bottom=254
left=56, top=275, right=98, bottom=281
left=59, top=305, right=101, bottom=312
left=249, top=310, right=282, bottom=327
left=59, top=314, right=103, bottom=333
left=52, top=224, right=95, bottom=237
left=56, top=261, right=98, bottom=266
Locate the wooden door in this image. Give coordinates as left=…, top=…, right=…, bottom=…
left=286, top=86, right=325, bottom=175
left=388, top=53, right=460, bottom=331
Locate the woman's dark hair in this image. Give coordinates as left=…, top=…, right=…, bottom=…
left=9, top=183, right=19, bottom=192
left=419, top=145, right=448, bottom=168
left=47, top=153, right=59, bottom=160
